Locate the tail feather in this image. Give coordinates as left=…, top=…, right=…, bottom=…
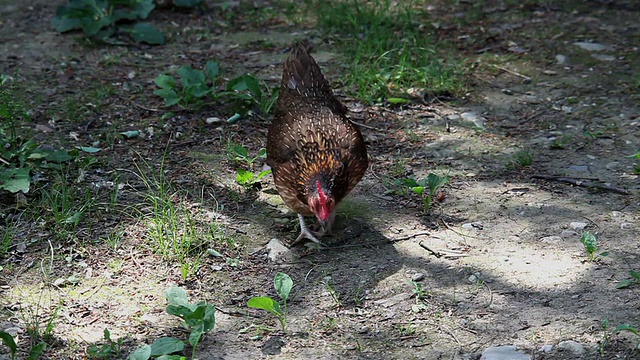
left=280, top=43, right=347, bottom=114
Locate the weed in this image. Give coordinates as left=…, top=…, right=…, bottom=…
left=228, top=145, right=271, bottom=189
left=323, top=277, right=342, bottom=307
left=87, top=328, right=122, bottom=359
left=52, top=0, right=167, bottom=45
left=406, top=280, right=430, bottom=313
left=128, top=286, right=215, bottom=360
left=616, top=270, right=640, bottom=289
left=612, top=324, right=640, bottom=349
left=135, top=158, right=203, bottom=279
left=597, top=318, right=610, bottom=356
left=549, top=134, right=572, bottom=150
left=304, top=0, right=466, bottom=103
left=154, top=60, right=220, bottom=109
left=247, top=272, right=293, bottom=332
left=580, top=231, right=608, bottom=262
left=628, top=150, right=640, bottom=175
left=401, top=173, right=450, bottom=215
left=0, top=331, right=17, bottom=360
left=509, top=149, right=534, bottom=168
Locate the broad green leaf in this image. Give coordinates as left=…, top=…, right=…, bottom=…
left=255, top=169, right=271, bottom=181
left=188, top=326, right=203, bottom=348
left=233, top=145, right=248, bottom=159
left=27, top=342, right=46, bottom=360
left=247, top=296, right=280, bottom=316
left=75, top=146, right=101, bottom=153
left=616, top=279, right=633, bottom=289
left=274, top=272, right=293, bottom=301
left=156, top=355, right=185, bottom=360
left=629, top=270, right=640, bottom=280
left=257, top=148, right=267, bottom=158
left=387, top=97, right=409, bottom=104
left=51, top=17, right=81, bottom=33
left=120, top=130, right=140, bottom=138
left=401, top=178, right=420, bottom=188
left=149, top=337, right=184, bottom=356
left=154, top=75, right=177, bottom=90
left=153, top=89, right=181, bottom=106
left=165, top=286, right=190, bottom=307
left=45, top=149, right=75, bottom=163
left=0, top=331, right=17, bottom=356
left=129, top=23, right=165, bottom=45
left=189, top=84, right=210, bottom=98
left=227, top=74, right=262, bottom=98
left=127, top=344, right=151, bottom=360
left=235, top=169, right=253, bottom=185
left=0, top=167, right=30, bottom=193
left=204, top=60, right=220, bottom=80
left=177, top=66, right=205, bottom=87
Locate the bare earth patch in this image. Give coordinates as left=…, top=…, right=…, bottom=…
left=0, top=1, right=639, bottom=359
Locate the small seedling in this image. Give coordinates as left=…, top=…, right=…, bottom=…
left=580, top=231, right=608, bottom=261
left=236, top=169, right=272, bottom=189
left=247, top=272, right=293, bottom=332
left=229, top=145, right=271, bottom=189
left=510, top=149, right=534, bottom=168
left=128, top=286, right=215, bottom=360
left=230, top=146, right=266, bottom=167
left=612, top=324, right=640, bottom=349
left=616, top=270, right=640, bottom=289
left=401, top=173, right=449, bottom=215
left=51, top=0, right=165, bottom=44
left=406, top=280, right=429, bottom=313
left=628, top=150, right=640, bottom=174
left=87, top=328, right=122, bottom=359
left=549, top=135, right=572, bottom=150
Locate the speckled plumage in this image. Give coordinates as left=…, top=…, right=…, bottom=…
left=266, top=44, right=368, bottom=234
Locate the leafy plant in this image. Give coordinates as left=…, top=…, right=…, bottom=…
left=229, top=145, right=271, bottom=189
left=612, top=324, right=640, bottom=349
left=51, top=0, right=165, bottom=44
left=226, top=75, right=279, bottom=115
left=401, top=173, right=450, bottom=215
left=616, top=270, right=640, bottom=289
left=0, top=331, right=17, bottom=360
left=628, top=150, right=640, bottom=175
left=154, top=60, right=220, bottom=108
left=247, top=272, right=293, bottom=332
left=129, top=286, right=215, bottom=360
left=580, top=231, right=608, bottom=261
left=236, top=169, right=271, bottom=189
left=87, top=328, right=122, bottom=359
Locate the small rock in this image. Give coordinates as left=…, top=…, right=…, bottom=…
left=540, top=236, right=562, bottom=244
left=557, top=340, right=586, bottom=356
left=447, top=114, right=461, bottom=120
left=357, top=326, right=369, bottom=334
left=620, top=223, right=630, bottom=230
left=569, top=222, right=588, bottom=231
left=266, top=238, right=290, bottom=262
left=560, top=230, right=577, bottom=238
left=606, top=161, right=620, bottom=170
left=345, top=344, right=358, bottom=351
left=460, top=112, right=486, bottom=130
left=573, top=42, right=609, bottom=52
left=480, top=345, right=531, bottom=360
left=411, top=273, right=425, bottom=282
left=555, top=54, right=567, bottom=64
left=539, top=345, right=553, bottom=353
left=205, top=117, right=222, bottom=124
left=468, top=274, right=478, bottom=283
left=461, top=222, right=483, bottom=230
left=561, top=105, right=572, bottom=113
left=501, top=89, right=513, bottom=95
left=591, top=54, right=616, bottom=61
left=611, top=211, right=623, bottom=217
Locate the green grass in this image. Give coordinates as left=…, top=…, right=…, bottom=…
left=304, top=0, right=466, bottom=103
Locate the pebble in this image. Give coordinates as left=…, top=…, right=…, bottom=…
left=205, top=117, right=222, bottom=124
left=411, top=273, right=425, bottom=282
left=480, top=345, right=531, bottom=360
left=540, top=236, right=562, bottom=244
left=573, top=42, right=608, bottom=52
left=266, top=238, right=290, bottom=262
left=539, top=344, right=554, bottom=353
left=462, top=222, right=483, bottom=230
left=460, top=112, right=486, bottom=130
left=560, top=230, right=577, bottom=237
left=357, top=326, right=369, bottom=334
left=468, top=274, right=478, bottom=283
left=591, top=54, right=616, bottom=61
left=555, top=54, right=567, bottom=64
left=569, top=222, right=588, bottom=231
left=557, top=340, right=586, bottom=355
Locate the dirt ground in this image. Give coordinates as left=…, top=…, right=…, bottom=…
left=0, top=0, right=639, bottom=359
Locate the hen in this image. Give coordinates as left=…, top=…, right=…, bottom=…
left=266, top=44, right=368, bottom=246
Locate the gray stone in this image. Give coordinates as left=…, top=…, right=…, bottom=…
left=591, top=54, right=616, bottom=61
left=480, top=345, right=531, bottom=360
left=539, top=344, right=554, bottom=353
left=411, top=273, right=425, bottom=282
left=266, top=238, right=290, bottom=262
left=569, top=222, right=588, bottom=231
left=555, top=54, right=567, bottom=64
left=541, top=236, right=562, bottom=244
left=573, top=42, right=608, bottom=51
left=460, top=112, right=486, bottom=130
left=557, top=340, right=586, bottom=355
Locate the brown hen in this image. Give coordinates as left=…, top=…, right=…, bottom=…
left=266, top=44, right=368, bottom=246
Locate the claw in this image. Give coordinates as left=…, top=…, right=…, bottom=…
left=289, top=214, right=326, bottom=247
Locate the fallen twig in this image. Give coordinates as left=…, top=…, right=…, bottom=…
left=418, top=241, right=469, bottom=259
left=351, top=120, right=386, bottom=132
left=389, top=231, right=431, bottom=242
left=531, top=174, right=630, bottom=195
